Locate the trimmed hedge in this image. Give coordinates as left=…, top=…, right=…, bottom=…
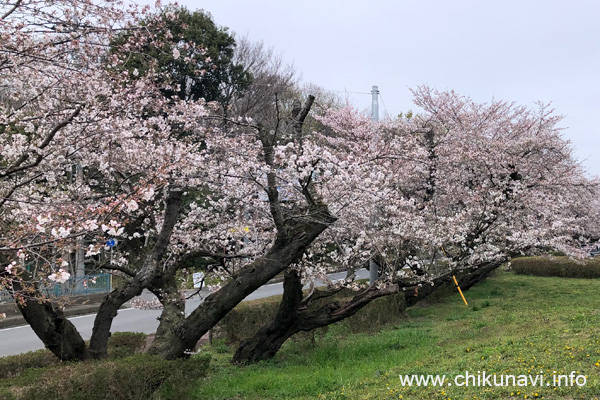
left=512, top=256, right=600, bottom=278
left=0, top=354, right=210, bottom=400
left=107, top=332, right=147, bottom=359
left=0, top=332, right=147, bottom=380
left=0, top=350, right=57, bottom=380
left=215, top=288, right=407, bottom=344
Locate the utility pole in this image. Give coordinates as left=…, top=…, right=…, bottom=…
left=74, top=164, right=86, bottom=292
left=371, top=85, right=379, bottom=122
left=369, top=85, right=379, bottom=285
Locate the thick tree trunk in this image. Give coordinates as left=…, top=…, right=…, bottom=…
left=147, top=208, right=335, bottom=359
left=232, top=261, right=503, bottom=364
left=232, top=269, right=303, bottom=363
left=7, top=275, right=91, bottom=361
left=88, top=188, right=183, bottom=359
left=149, top=277, right=186, bottom=344
left=88, top=282, right=144, bottom=358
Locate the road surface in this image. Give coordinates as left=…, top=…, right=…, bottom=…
left=0, top=269, right=368, bottom=357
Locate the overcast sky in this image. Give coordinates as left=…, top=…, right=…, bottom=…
left=171, top=0, right=600, bottom=176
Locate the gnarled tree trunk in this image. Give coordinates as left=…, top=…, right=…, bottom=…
left=147, top=94, right=329, bottom=360
left=233, top=269, right=303, bottom=363
left=233, top=261, right=503, bottom=364
left=232, top=269, right=399, bottom=364
left=87, top=282, right=146, bottom=359
left=1, top=188, right=183, bottom=361
left=7, top=274, right=91, bottom=361
left=147, top=276, right=186, bottom=347
left=147, top=206, right=335, bottom=359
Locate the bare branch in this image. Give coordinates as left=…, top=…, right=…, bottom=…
left=1, top=0, right=22, bottom=20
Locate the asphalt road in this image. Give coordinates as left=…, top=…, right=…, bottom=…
left=0, top=269, right=368, bottom=357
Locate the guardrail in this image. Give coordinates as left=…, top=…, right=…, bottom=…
left=0, top=273, right=112, bottom=303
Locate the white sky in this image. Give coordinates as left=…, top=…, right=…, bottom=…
left=171, top=0, right=600, bottom=176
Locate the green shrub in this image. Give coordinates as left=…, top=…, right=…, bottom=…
left=1, top=354, right=210, bottom=400
left=0, top=349, right=58, bottom=379
left=339, top=292, right=406, bottom=334
left=107, top=332, right=147, bottom=358
left=0, top=332, right=148, bottom=380
left=215, top=296, right=280, bottom=344
left=511, top=256, right=600, bottom=278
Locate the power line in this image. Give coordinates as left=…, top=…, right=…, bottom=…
left=327, top=90, right=371, bottom=95
left=378, top=92, right=390, bottom=118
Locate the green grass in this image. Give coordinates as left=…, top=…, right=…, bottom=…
left=192, top=271, right=600, bottom=399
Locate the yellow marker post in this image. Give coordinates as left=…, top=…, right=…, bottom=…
left=453, top=275, right=469, bottom=306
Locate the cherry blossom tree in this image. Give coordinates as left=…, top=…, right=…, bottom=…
left=0, top=0, right=209, bottom=359
left=2, top=0, right=597, bottom=365
left=0, top=0, right=338, bottom=361
left=232, top=87, right=600, bottom=363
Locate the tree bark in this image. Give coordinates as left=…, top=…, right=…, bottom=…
left=232, top=273, right=399, bottom=364
left=147, top=95, right=332, bottom=359
left=148, top=276, right=186, bottom=346
left=3, top=181, right=184, bottom=361
left=87, top=282, right=145, bottom=358
left=4, top=273, right=91, bottom=361
left=232, top=269, right=303, bottom=363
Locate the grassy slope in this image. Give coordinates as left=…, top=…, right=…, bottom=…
left=193, top=271, right=600, bottom=400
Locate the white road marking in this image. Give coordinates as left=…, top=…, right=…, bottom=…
left=0, top=307, right=138, bottom=332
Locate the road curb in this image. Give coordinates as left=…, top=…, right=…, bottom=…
left=0, top=293, right=131, bottom=329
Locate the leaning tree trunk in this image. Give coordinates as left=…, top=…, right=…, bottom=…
left=233, top=261, right=504, bottom=364
left=4, top=272, right=91, bottom=361
left=232, top=269, right=304, bottom=363
left=147, top=207, right=335, bottom=359
left=3, top=188, right=184, bottom=361
left=87, top=281, right=145, bottom=358
left=232, top=272, right=399, bottom=364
